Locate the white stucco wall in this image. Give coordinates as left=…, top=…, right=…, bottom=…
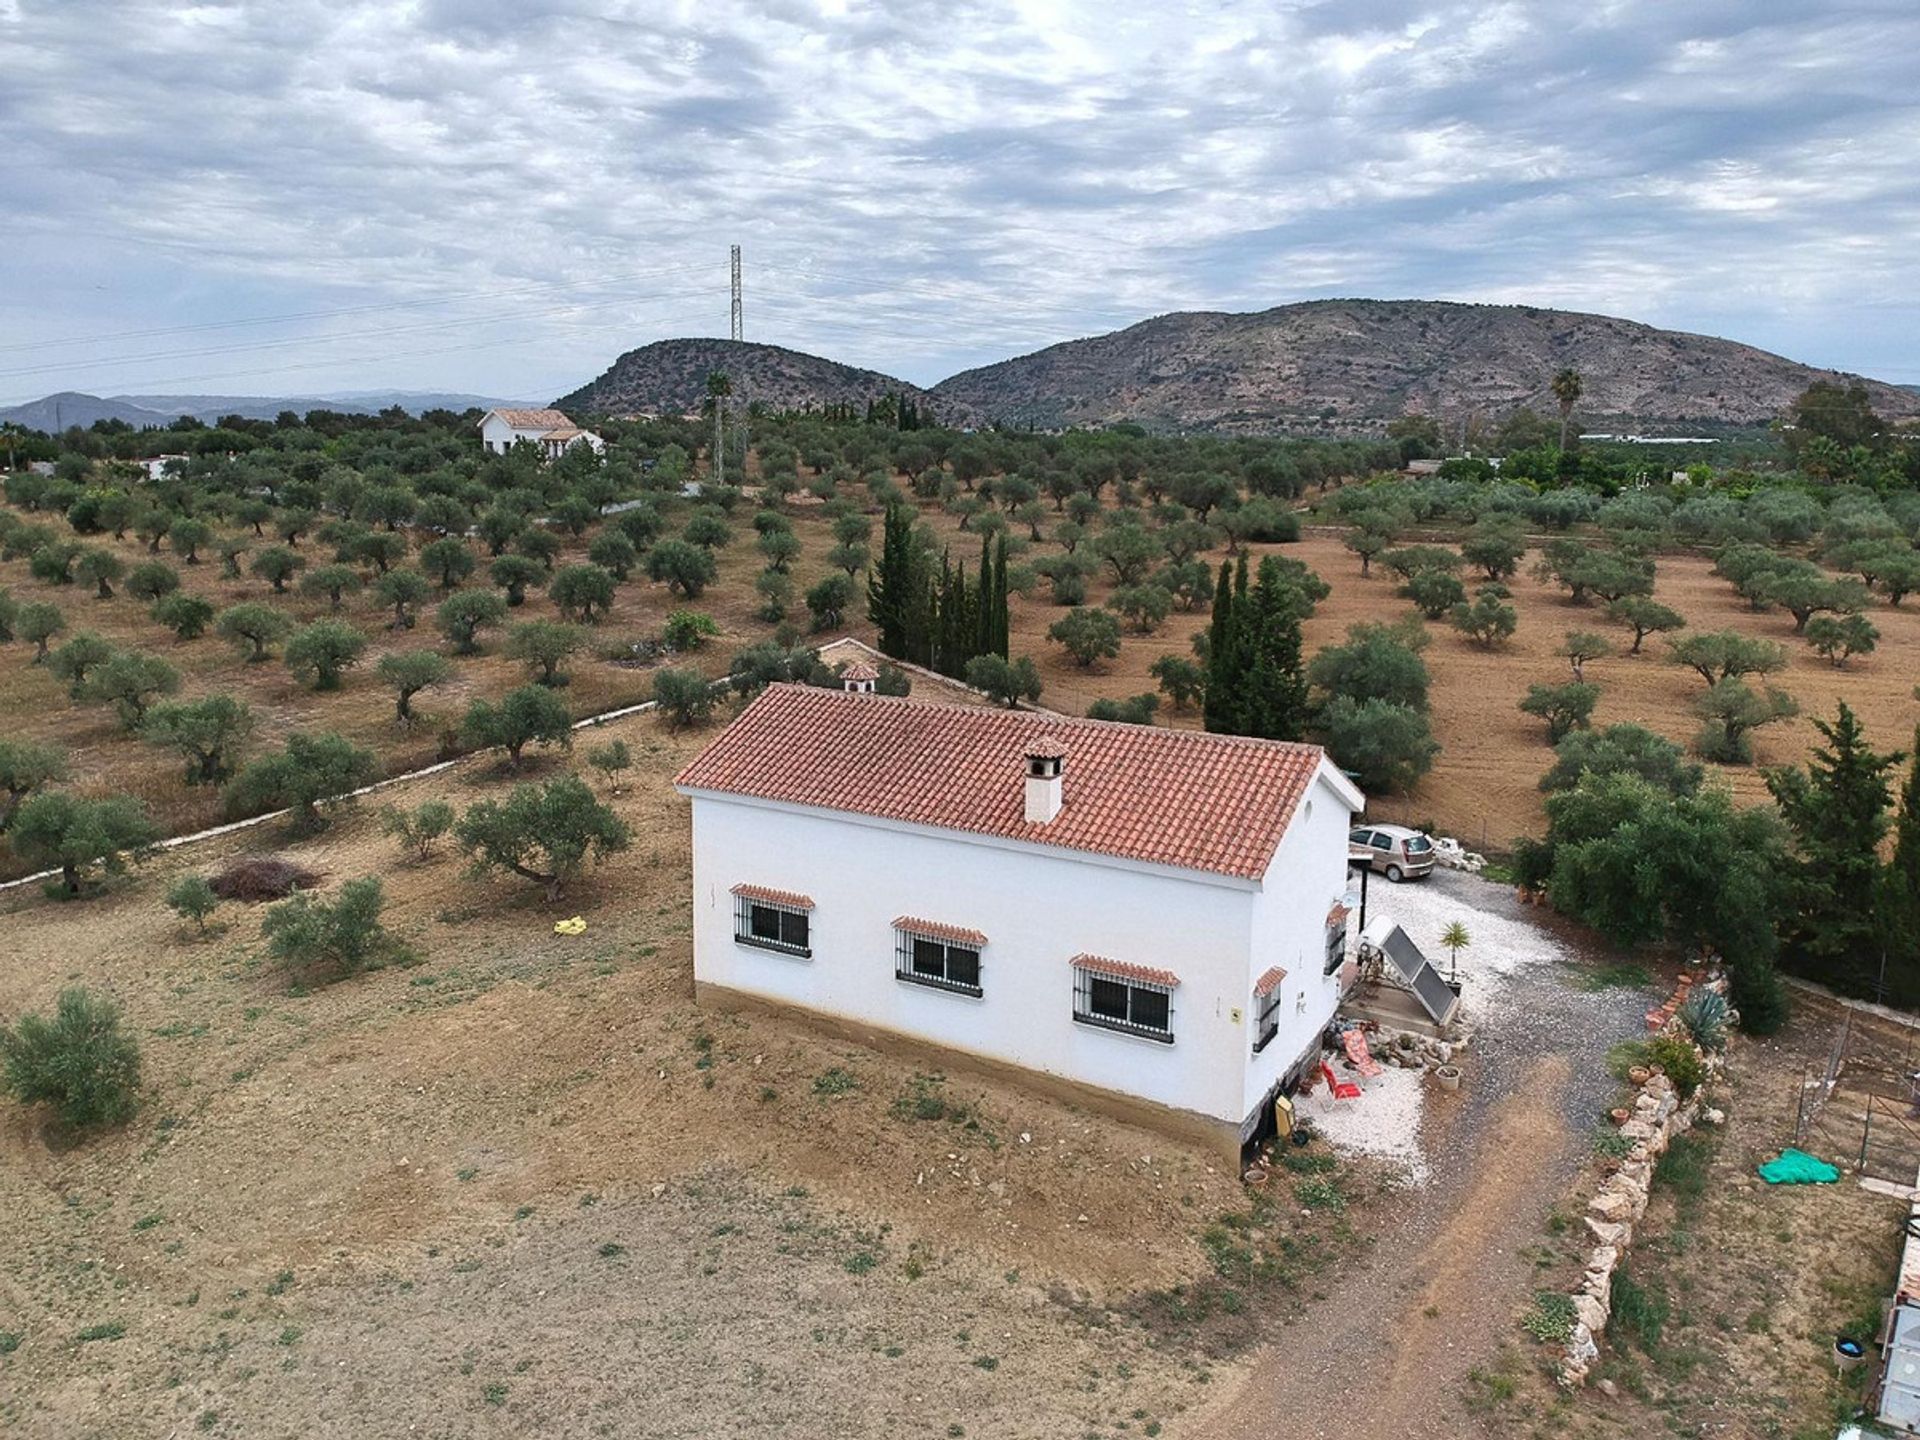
left=479, top=414, right=519, bottom=454
left=1239, top=761, right=1363, bottom=1122
left=685, top=792, right=1264, bottom=1126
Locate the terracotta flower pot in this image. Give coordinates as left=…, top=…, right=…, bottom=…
left=1627, top=1066, right=1652, bottom=1086
left=1610, top=1107, right=1632, bottom=1126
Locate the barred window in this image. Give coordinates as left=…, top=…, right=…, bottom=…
left=1071, top=961, right=1175, bottom=1044
left=894, top=922, right=984, bottom=998
left=1324, top=920, right=1349, bottom=976
left=732, top=888, right=811, bottom=958
left=1252, top=991, right=1283, bottom=1054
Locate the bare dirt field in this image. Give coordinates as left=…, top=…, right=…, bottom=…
left=0, top=707, right=1385, bottom=1439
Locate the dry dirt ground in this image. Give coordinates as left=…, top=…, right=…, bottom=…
left=0, top=705, right=1390, bottom=1439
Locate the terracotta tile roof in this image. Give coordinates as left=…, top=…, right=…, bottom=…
left=1327, top=903, right=1351, bottom=927
left=1024, top=735, right=1068, bottom=759
left=1253, top=965, right=1289, bottom=998
left=841, top=661, right=879, bottom=682
left=893, top=916, right=988, bottom=947
left=487, top=407, right=576, bottom=430
left=730, top=883, right=814, bottom=910
left=1070, top=953, right=1180, bottom=988
left=676, top=686, right=1333, bottom=881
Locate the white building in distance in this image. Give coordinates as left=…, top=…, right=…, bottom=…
left=675, top=682, right=1365, bottom=1160
left=477, top=408, right=605, bottom=459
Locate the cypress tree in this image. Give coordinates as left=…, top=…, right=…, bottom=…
left=991, top=535, right=1010, bottom=658
left=975, top=537, right=995, bottom=661
left=1236, top=558, right=1311, bottom=741
left=867, top=505, right=915, bottom=658
left=1204, top=556, right=1251, bottom=734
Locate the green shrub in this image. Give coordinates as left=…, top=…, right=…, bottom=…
left=1521, top=1290, right=1576, bottom=1345
left=165, top=875, right=219, bottom=933
left=1610, top=1268, right=1669, bottom=1352
left=1646, top=1034, right=1706, bottom=1096
left=0, top=987, right=142, bottom=1129
left=261, top=877, right=409, bottom=983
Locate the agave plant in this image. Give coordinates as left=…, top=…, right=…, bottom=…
left=1678, top=989, right=1730, bottom=1053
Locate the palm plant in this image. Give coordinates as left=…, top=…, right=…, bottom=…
left=1551, top=367, right=1583, bottom=450
left=1440, top=920, right=1470, bottom=982
left=1678, top=989, right=1730, bottom=1052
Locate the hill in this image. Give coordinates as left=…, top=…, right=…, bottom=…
left=556, top=338, right=966, bottom=422
left=0, top=392, right=179, bottom=432
left=929, top=299, right=1920, bottom=433
left=116, top=391, right=524, bottom=422
left=0, top=390, right=526, bottom=431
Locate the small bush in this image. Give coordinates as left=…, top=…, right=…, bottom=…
left=380, top=800, right=455, bottom=861
left=1610, top=1268, right=1669, bottom=1352
left=813, top=1067, right=858, bottom=1098
left=1677, top=990, right=1730, bottom=1052
left=165, top=875, right=219, bottom=933
left=208, top=856, right=321, bottom=901
left=1521, top=1290, right=1576, bottom=1345
left=1646, top=1034, right=1705, bottom=1097
left=261, top=877, right=409, bottom=983
left=0, top=987, right=142, bottom=1130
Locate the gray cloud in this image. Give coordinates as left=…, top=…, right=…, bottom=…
left=1, top=0, right=1916, bottom=405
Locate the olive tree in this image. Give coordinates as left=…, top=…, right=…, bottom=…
left=454, top=774, right=632, bottom=901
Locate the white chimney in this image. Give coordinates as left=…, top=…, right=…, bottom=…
left=1023, top=737, right=1066, bottom=824
left=841, top=661, right=878, bottom=694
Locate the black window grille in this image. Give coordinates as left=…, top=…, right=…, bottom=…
left=1324, top=922, right=1348, bottom=976
left=734, top=893, right=810, bottom=957
left=1072, top=968, right=1174, bottom=1043
left=1253, top=978, right=1284, bottom=1051
left=895, top=928, right=983, bottom=997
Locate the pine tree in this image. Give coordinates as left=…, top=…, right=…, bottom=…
left=1236, top=558, right=1310, bottom=740
left=1879, top=728, right=1920, bottom=1005
left=1764, top=702, right=1904, bottom=997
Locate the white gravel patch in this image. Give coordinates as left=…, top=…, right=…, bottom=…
left=1305, top=1062, right=1431, bottom=1186
left=1362, top=873, right=1572, bottom=1005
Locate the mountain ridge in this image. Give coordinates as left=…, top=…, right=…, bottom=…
left=555, top=338, right=970, bottom=423
left=929, top=299, right=1920, bottom=433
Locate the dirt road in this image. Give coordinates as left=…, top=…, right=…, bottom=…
left=1202, top=870, right=1649, bottom=1438
left=1205, top=1057, right=1571, bottom=1438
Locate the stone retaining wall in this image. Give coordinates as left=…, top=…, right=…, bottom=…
left=1559, top=974, right=1730, bottom=1388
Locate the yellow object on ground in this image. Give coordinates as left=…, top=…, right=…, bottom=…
left=553, top=916, right=587, bottom=936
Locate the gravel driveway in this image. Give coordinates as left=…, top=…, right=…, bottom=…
left=1201, top=868, right=1652, bottom=1439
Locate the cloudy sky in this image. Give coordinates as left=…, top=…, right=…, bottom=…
left=2, top=0, right=1916, bottom=405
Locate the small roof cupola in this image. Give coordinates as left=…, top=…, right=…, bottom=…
left=840, top=661, right=879, bottom=694
left=1023, top=735, right=1067, bottom=824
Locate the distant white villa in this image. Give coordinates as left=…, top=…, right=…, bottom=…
left=477, top=408, right=605, bottom=459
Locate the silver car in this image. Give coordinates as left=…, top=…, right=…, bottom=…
left=1348, top=824, right=1436, bottom=883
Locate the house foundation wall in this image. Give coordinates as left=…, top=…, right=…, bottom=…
left=696, top=980, right=1246, bottom=1166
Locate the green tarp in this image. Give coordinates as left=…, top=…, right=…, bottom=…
left=1757, top=1148, right=1840, bottom=1185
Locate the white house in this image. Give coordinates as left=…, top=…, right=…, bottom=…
left=477, top=408, right=605, bottom=459
left=675, top=682, right=1365, bottom=1160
